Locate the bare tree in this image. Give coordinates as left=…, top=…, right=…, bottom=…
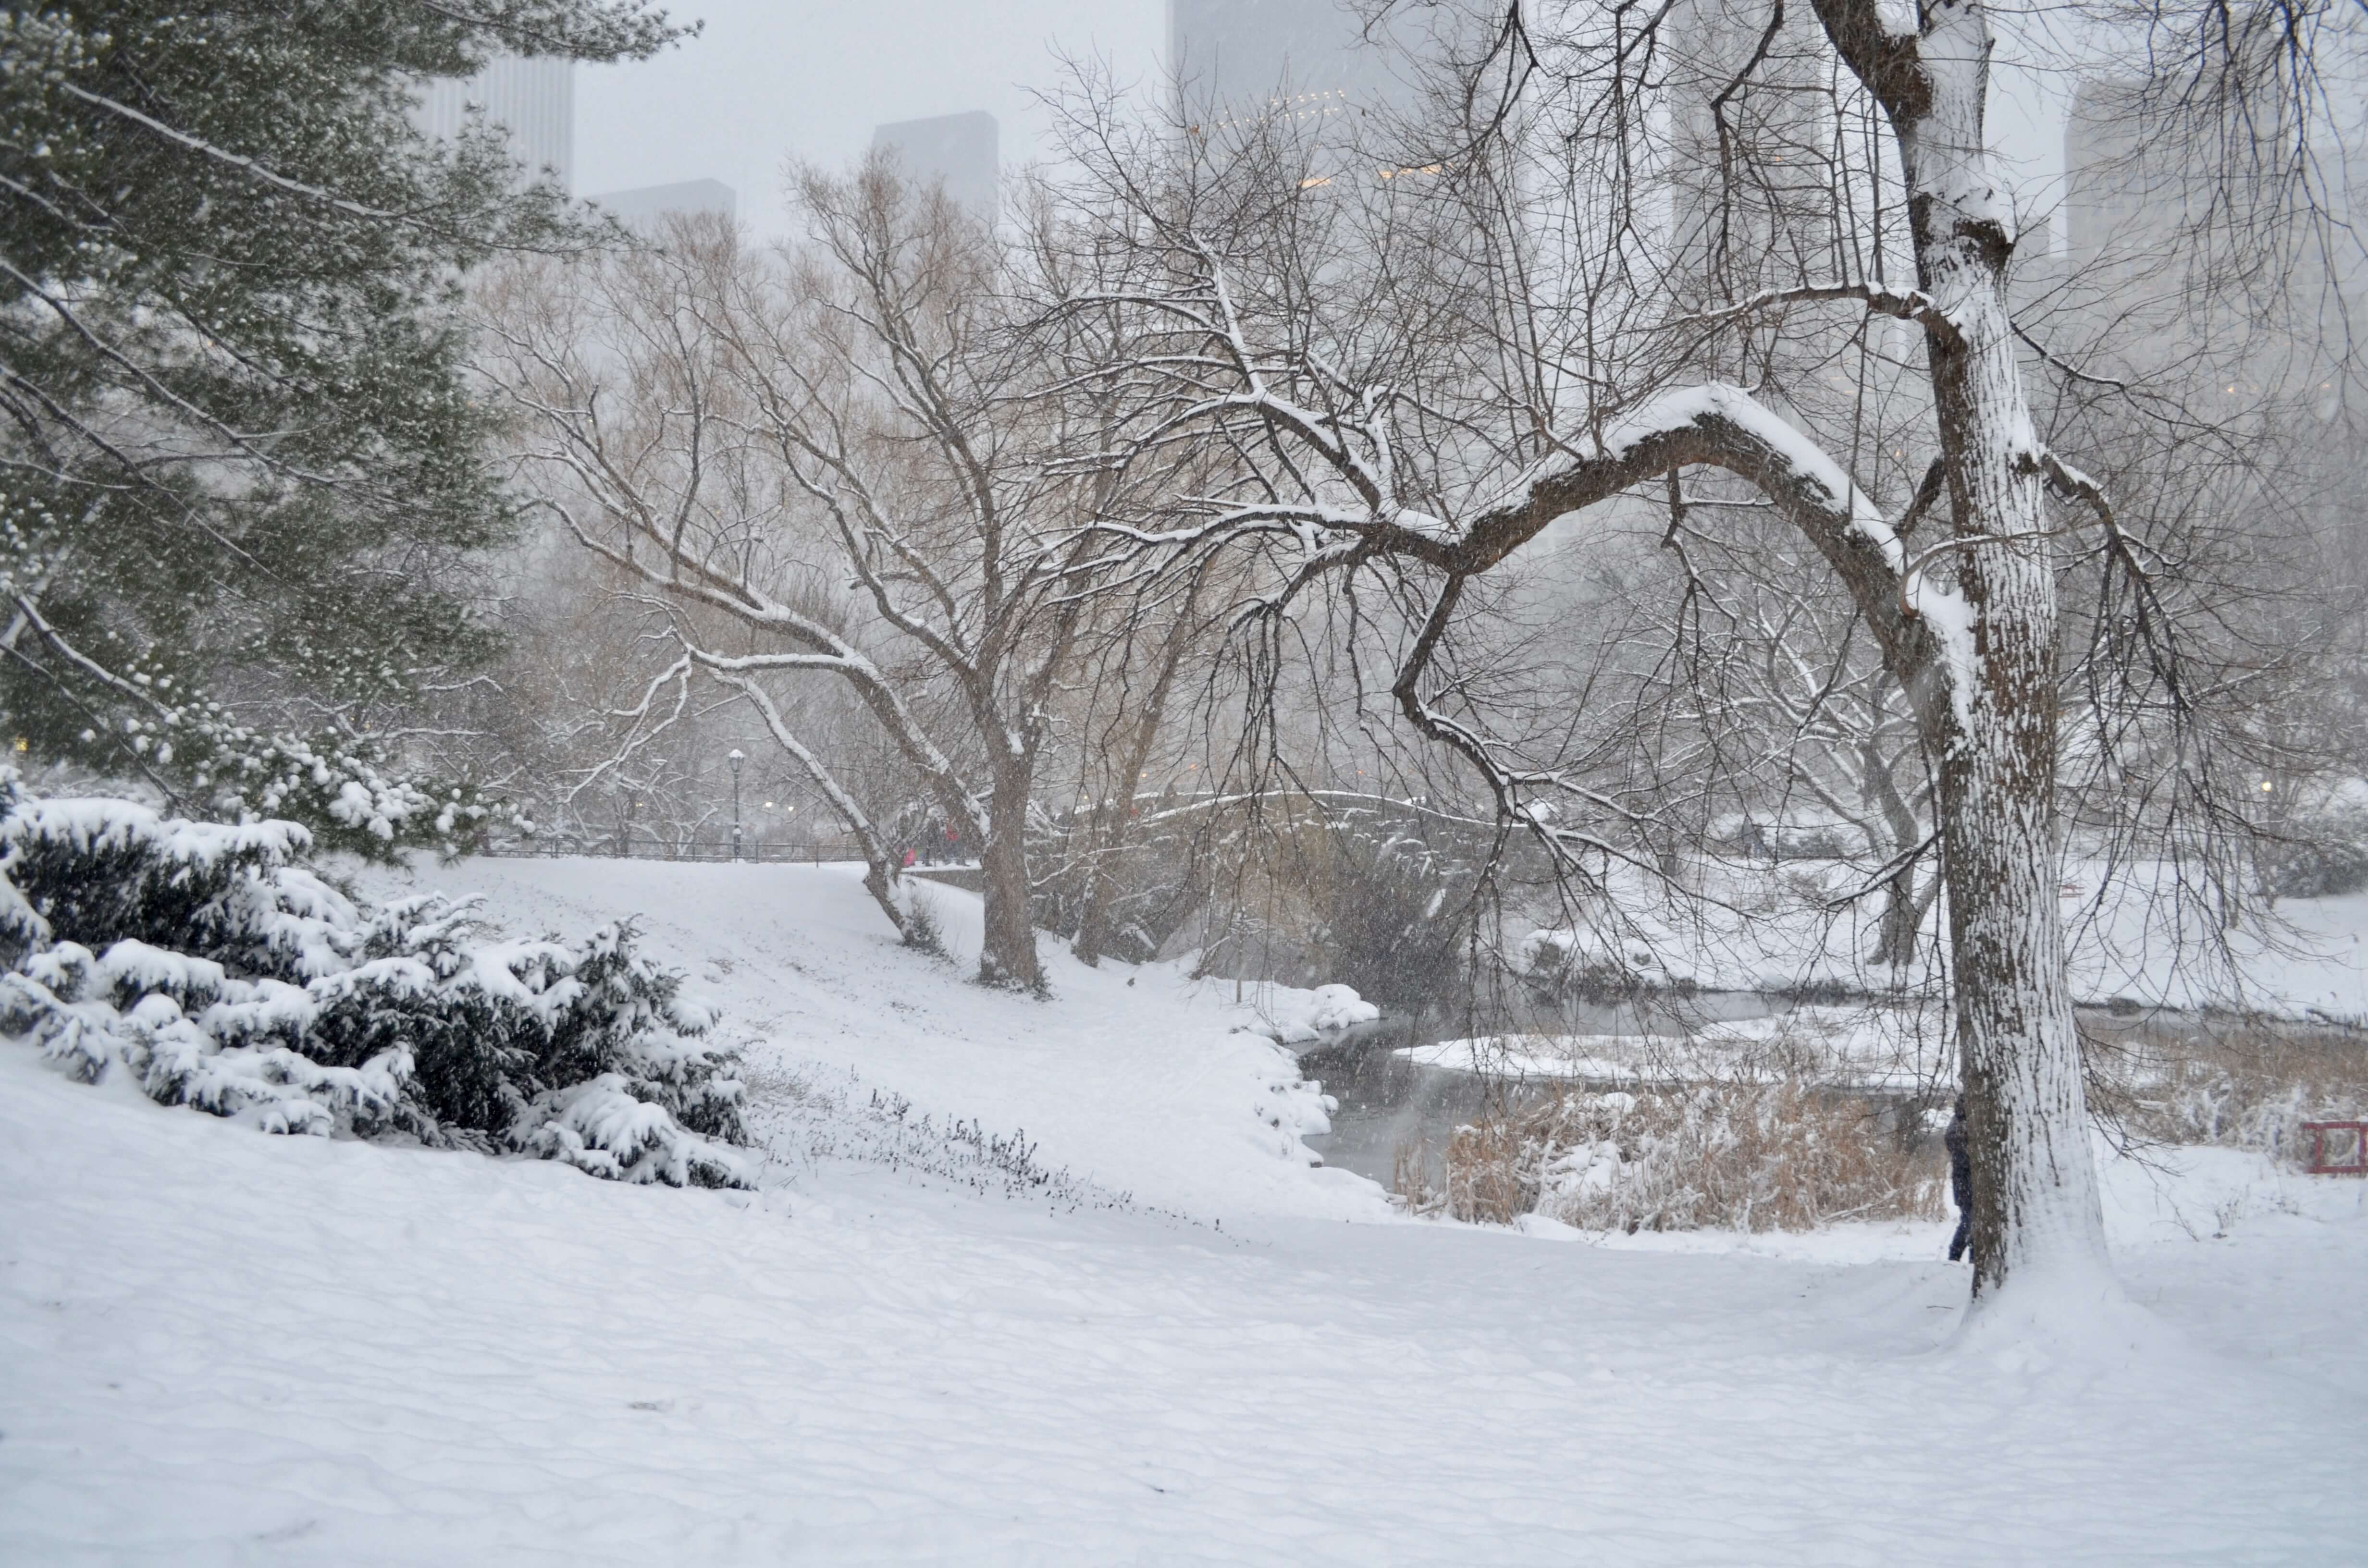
left=479, top=218, right=915, bottom=938
left=483, top=173, right=1125, bottom=990
left=1674, top=550, right=1940, bottom=971
left=1053, top=556, right=1225, bottom=966
left=1041, top=0, right=2360, bottom=1298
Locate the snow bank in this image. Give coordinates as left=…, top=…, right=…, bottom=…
left=1406, top=1006, right=1936, bottom=1092
left=1513, top=857, right=2368, bottom=1023
left=1256, top=980, right=1381, bottom=1043
left=1, top=856, right=2364, bottom=1560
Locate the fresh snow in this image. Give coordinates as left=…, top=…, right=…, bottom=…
left=355, top=858, right=1366, bottom=1222
left=3, top=858, right=2365, bottom=1564
left=1257, top=981, right=1381, bottom=1043
left=1403, top=1005, right=1939, bottom=1092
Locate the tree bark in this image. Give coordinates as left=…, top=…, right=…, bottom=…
left=1073, top=592, right=1200, bottom=967
left=1863, top=733, right=1927, bottom=969
left=863, top=859, right=912, bottom=942
left=977, top=757, right=1045, bottom=992
left=1890, top=0, right=2111, bottom=1295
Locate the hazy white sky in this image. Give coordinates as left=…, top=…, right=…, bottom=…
left=576, top=0, right=1167, bottom=235
left=575, top=0, right=2070, bottom=243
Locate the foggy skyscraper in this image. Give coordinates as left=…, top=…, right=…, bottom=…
left=872, top=111, right=999, bottom=220
left=412, top=55, right=576, bottom=194
left=590, top=179, right=738, bottom=229
left=1658, top=0, right=1835, bottom=306
left=1168, top=0, right=1427, bottom=164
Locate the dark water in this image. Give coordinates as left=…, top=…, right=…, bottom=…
left=1294, top=1019, right=1487, bottom=1188
left=1294, top=993, right=1782, bottom=1187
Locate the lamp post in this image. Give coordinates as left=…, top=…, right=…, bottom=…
left=728, top=748, right=745, bottom=862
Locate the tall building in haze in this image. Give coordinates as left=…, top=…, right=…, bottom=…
left=590, top=179, right=737, bottom=230
left=2061, top=78, right=2364, bottom=411
left=2063, top=80, right=2195, bottom=289
left=1169, top=0, right=1423, bottom=159
left=1659, top=0, right=1835, bottom=307
left=412, top=55, right=575, bottom=194
left=872, top=111, right=999, bottom=221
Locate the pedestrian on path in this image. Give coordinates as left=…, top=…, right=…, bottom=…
left=1946, top=1095, right=1973, bottom=1263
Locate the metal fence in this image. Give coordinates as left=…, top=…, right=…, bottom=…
left=479, top=837, right=863, bottom=865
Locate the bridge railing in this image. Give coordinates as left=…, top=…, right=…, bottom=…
left=477, top=838, right=866, bottom=865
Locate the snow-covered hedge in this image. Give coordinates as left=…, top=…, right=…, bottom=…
left=1519, top=926, right=1700, bottom=1003
left=2258, top=806, right=2368, bottom=900
left=0, top=789, right=750, bottom=1187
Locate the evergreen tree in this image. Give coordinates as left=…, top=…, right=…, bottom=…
left=0, top=1, right=688, bottom=852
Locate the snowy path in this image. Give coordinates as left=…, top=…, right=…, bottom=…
left=3, top=860, right=2365, bottom=1563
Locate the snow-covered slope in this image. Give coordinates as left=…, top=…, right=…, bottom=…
left=353, top=857, right=1377, bottom=1224
left=2, top=857, right=2365, bottom=1564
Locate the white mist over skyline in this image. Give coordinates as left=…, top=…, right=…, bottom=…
left=573, top=0, right=2072, bottom=244
left=575, top=0, right=1162, bottom=236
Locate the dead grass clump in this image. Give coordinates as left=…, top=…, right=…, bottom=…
left=1390, top=1138, right=1444, bottom=1215
left=2087, top=1019, right=2368, bottom=1160
left=1440, top=1083, right=1946, bottom=1232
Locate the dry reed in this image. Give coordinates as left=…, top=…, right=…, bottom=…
left=2087, top=1017, right=2368, bottom=1158
left=1426, top=1082, right=1946, bottom=1232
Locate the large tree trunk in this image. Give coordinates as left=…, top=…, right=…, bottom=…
left=1074, top=572, right=1202, bottom=968
left=862, top=859, right=911, bottom=943
left=977, top=759, right=1045, bottom=992
left=1069, top=817, right=1120, bottom=968
left=1871, top=861, right=1922, bottom=970
left=1862, top=733, right=1926, bottom=970
left=1930, top=645, right=2108, bottom=1296
left=1905, top=0, right=2110, bottom=1297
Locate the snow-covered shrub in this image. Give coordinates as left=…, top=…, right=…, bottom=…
left=1519, top=926, right=1699, bottom=1004
left=0, top=788, right=749, bottom=1186
left=1435, top=1083, right=1943, bottom=1231
left=10, top=665, right=526, bottom=862
left=2258, top=808, right=2368, bottom=900
left=900, top=887, right=949, bottom=958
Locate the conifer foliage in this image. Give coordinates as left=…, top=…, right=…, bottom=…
left=0, top=783, right=750, bottom=1186
left=0, top=1, right=686, bottom=845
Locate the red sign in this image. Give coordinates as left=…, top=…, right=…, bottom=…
left=2302, top=1121, right=2368, bottom=1176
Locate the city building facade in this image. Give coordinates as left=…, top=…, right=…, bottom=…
left=871, top=111, right=999, bottom=221
left=589, top=179, right=738, bottom=229
left=411, top=54, right=575, bottom=194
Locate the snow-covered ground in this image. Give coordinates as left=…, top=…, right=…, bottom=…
left=1403, top=1004, right=1945, bottom=1091
left=4, top=858, right=2366, bottom=1563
